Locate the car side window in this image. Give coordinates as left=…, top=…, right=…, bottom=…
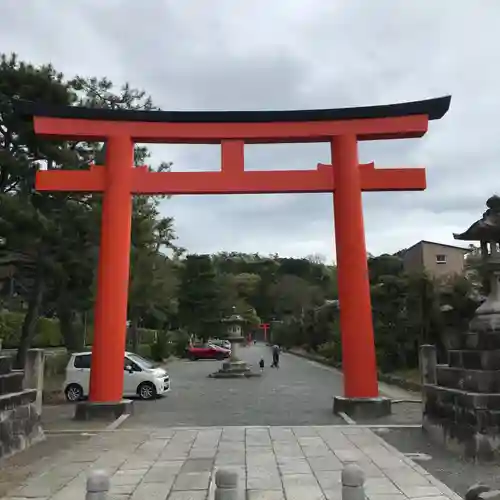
left=124, top=357, right=141, bottom=372
left=74, top=354, right=91, bottom=369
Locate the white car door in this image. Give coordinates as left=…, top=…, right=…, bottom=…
left=72, top=353, right=91, bottom=396
left=123, top=356, right=143, bottom=396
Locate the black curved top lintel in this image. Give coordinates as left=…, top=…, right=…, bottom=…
left=13, top=95, right=451, bottom=124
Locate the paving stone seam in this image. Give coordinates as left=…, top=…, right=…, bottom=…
left=290, top=425, right=342, bottom=496
left=365, top=428, right=463, bottom=500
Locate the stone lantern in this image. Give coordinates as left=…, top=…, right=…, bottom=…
left=222, top=312, right=246, bottom=362
left=454, top=195, right=500, bottom=334
left=209, top=309, right=261, bottom=379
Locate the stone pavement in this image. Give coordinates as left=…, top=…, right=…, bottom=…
left=2, top=425, right=462, bottom=500
left=124, top=345, right=346, bottom=428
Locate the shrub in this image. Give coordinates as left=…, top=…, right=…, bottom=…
left=0, top=311, right=23, bottom=346
left=137, top=328, right=158, bottom=344
left=170, top=329, right=191, bottom=358
left=35, top=317, right=62, bottom=347
left=317, top=341, right=341, bottom=362
left=0, top=312, right=63, bottom=348
left=88, top=326, right=158, bottom=347
left=137, top=344, right=152, bottom=359
left=150, top=331, right=172, bottom=362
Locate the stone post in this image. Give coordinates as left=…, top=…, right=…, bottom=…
left=86, top=470, right=110, bottom=500
left=419, top=344, right=437, bottom=385
left=22, top=349, right=45, bottom=416
left=215, top=469, right=238, bottom=500
left=342, top=463, right=365, bottom=500
left=230, top=344, right=238, bottom=361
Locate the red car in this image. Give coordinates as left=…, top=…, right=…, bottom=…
left=187, top=343, right=231, bottom=361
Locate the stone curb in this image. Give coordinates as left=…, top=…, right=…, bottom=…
left=105, top=412, right=131, bottom=431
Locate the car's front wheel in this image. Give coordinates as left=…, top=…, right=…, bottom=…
left=138, top=382, right=157, bottom=400
left=65, top=384, right=84, bottom=402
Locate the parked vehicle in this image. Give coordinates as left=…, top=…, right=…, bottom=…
left=64, top=351, right=170, bottom=402
left=187, top=343, right=231, bottom=361
left=209, top=339, right=231, bottom=350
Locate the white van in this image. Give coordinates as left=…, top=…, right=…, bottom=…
left=64, top=351, right=170, bottom=402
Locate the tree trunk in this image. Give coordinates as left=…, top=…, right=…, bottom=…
left=57, top=300, right=84, bottom=352
left=130, top=317, right=139, bottom=353
left=15, top=261, right=45, bottom=369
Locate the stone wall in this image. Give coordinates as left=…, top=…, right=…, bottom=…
left=421, top=342, right=500, bottom=461
left=0, top=354, right=44, bottom=460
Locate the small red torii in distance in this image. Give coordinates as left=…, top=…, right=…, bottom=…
left=259, top=323, right=270, bottom=343
left=16, top=96, right=451, bottom=413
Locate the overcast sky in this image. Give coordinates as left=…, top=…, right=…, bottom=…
left=1, top=1, right=497, bottom=261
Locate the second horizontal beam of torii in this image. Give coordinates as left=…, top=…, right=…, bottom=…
left=37, top=163, right=425, bottom=195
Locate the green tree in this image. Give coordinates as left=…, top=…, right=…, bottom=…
left=128, top=197, right=180, bottom=351
left=0, top=54, right=178, bottom=363
left=0, top=53, right=79, bottom=367
left=178, top=254, right=220, bottom=341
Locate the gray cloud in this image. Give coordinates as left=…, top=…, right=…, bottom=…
left=1, top=0, right=498, bottom=259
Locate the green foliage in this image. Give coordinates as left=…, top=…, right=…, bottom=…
left=85, top=326, right=158, bottom=346
left=259, top=251, right=479, bottom=374
left=150, top=332, right=173, bottom=362
left=170, top=329, right=191, bottom=358
left=136, top=328, right=158, bottom=345
left=271, top=320, right=299, bottom=349
left=137, top=344, right=152, bottom=359
left=317, top=340, right=341, bottom=363
left=178, top=255, right=220, bottom=341
left=0, top=311, right=62, bottom=347
left=0, top=53, right=182, bottom=365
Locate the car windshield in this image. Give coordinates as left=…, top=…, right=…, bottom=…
left=127, top=353, right=156, bottom=370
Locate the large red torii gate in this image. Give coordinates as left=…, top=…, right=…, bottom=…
left=17, top=96, right=450, bottom=416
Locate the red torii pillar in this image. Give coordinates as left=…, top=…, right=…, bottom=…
left=20, top=95, right=450, bottom=418
left=92, top=136, right=134, bottom=402
left=332, top=136, right=379, bottom=402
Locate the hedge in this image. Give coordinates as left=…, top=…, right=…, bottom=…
left=85, top=325, right=158, bottom=346
left=0, top=311, right=158, bottom=349
left=0, top=311, right=61, bottom=348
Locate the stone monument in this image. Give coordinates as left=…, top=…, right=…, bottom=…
left=209, top=310, right=261, bottom=378
left=422, top=195, right=500, bottom=459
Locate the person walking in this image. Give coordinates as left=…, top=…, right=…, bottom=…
left=271, top=344, right=280, bottom=368
left=259, top=357, right=265, bottom=373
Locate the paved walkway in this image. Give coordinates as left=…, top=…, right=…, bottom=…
left=2, top=425, right=462, bottom=500
left=125, top=344, right=346, bottom=428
